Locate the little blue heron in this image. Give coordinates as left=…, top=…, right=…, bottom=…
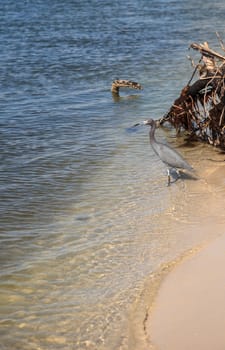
left=137, top=118, right=194, bottom=185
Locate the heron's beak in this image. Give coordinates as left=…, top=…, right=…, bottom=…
left=132, top=123, right=141, bottom=127
left=132, top=120, right=148, bottom=127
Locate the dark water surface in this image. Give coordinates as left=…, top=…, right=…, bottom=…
left=1, top=0, right=225, bottom=349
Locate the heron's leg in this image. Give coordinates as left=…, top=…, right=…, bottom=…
left=167, top=168, right=180, bottom=185
left=167, top=169, right=171, bottom=186
left=175, top=169, right=181, bottom=178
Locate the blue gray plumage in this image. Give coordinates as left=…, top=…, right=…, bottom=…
left=142, top=118, right=194, bottom=184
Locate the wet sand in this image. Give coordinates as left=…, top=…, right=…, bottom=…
left=146, top=156, right=225, bottom=350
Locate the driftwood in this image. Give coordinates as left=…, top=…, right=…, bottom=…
left=111, top=79, right=142, bottom=95
left=159, top=39, right=225, bottom=149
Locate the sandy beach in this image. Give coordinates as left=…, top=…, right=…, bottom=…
left=145, top=159, right=225, bottom=350
left=147, top=233, right=225, bottom=350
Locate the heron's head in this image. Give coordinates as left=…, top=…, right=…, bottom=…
left=143, top=119, right=155, bottom=126
left=132, top=118, right=157, bottom=128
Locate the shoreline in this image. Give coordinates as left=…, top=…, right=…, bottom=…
left=145, top=160, right=225, bottom=350
left=147, top=232, right=225, bottom=350
left=125, top=144, right=225, bottom=350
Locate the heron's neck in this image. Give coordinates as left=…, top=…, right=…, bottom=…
left=149, top=124, right=156, bottom=144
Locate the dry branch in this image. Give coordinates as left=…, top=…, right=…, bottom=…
left=111, top=79, right=142, bottom=95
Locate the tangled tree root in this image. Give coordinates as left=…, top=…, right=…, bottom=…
left=159, top=37, right=225, bottom=149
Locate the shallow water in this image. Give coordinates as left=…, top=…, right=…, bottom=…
left=1, top=0, right=225, bottom=349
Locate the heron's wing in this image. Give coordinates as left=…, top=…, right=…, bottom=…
left=152, top=142, right=193, bottom=171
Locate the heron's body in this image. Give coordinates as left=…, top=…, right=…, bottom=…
left=144, top=118, right=194, bottom=184
left=149, top=129, right=193, bottom=171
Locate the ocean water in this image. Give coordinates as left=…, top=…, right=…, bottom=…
left=1, top=0, right=225, bottom=349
